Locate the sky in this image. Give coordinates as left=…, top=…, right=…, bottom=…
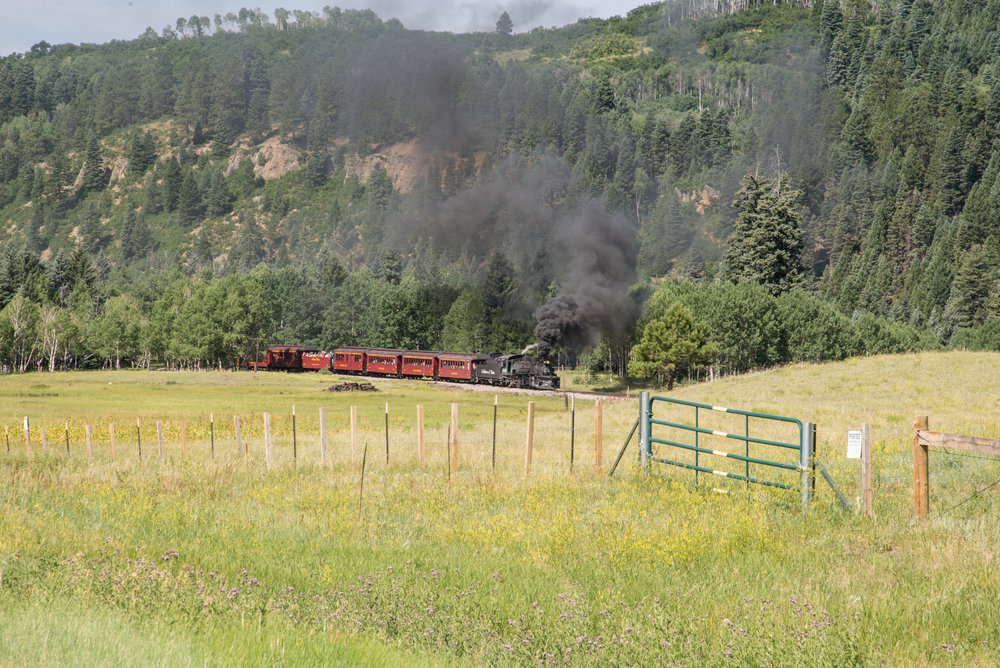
left=2, top=0, right=645, bottom=57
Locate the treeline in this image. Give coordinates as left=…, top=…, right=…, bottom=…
left=0, top=242, right=535, bottom=372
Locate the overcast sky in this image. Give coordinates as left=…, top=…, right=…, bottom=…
left=2, top=0, right=644, bottom=57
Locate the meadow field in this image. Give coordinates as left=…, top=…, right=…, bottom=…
left=1, top=352, right=1000, bottom=666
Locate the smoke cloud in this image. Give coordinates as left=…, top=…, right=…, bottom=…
left=393, top=154, right=637, bottom=355
left=533, top=199, right=637, bottom=353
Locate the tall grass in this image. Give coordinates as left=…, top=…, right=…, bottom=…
left=2, top=352, right=1000, bottom=665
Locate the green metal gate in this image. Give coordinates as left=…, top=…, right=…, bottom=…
left=638, top=391, right=816, bottom=511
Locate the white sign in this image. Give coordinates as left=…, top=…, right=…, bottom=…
left=847, top=431, right=862, bottom=459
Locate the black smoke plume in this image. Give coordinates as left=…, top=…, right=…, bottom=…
left=533, top=199, right=637, bottom=354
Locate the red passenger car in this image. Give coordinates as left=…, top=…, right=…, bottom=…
left=333, top=347, right=365, bottom=373
left=364, top=349, right=403, bottom=376
left=437, top=353, right=483, bottom=381
left=401, top=351, right=437, bottom=378
left=266, top=345, right=317, bottom=370
left=302, top=352, right=332, bottom=370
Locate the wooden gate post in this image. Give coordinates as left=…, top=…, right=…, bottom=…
left=913, top=415, right=929, bottom=519
left=350, top=406, right=358, bottom=464
left=861, top=423, right=872, bottom=518
left=180, top=420, right=188, bottom=459
left=264, top=413, right=272, bottom=469
left=319, top=407, right=328, bottom=466
left=524, top=401, right=535, bottom=477
left=450, top=403, right=458, bottom=475
left=157, top=421, right=164, bottom=462
left=417, top=405, right=425, bottom=469
left=234, top=415, right=242, bottom=457
left=595, top=399, right=603, bottom=474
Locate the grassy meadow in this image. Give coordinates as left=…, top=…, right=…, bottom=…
left=1, top=353, right=1000, bottom=665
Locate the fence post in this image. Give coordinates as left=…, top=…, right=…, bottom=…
left=65, top=421, right=70, bottom=455
left=417, top=405, right=425, bottom=469
left=210, top=413, right=215, bottom=459
left=292, top=406, right=297, bottom=467
left=639, top=391, right=650, bottom=471
left=351, top=406, right=358, bottom=464
left=181, top=420, right=188, bottom=459
left=861, top=422, right=872, bottom=518
left=524, top=401, right=535, bottom=477
left=319, top=407, right=328, bottom=466
left=595, top=400, right=603, bottom=474
left=40, top=426, right=47, bottom=454
left=136, top=419, right=141, bottom=462
left=385, top=402, right=390, bottom=466
left=492, top=395, right=498, bottom=472
left=86, top=425, right=93, bottom=461
left=109, top=423, right=116, bottom=461
left=800, top=421, right=814, bottom=513
left=570, top=396, right=576, bottom=472
left=264, top=413, right=272, bottom=469
left=450, top=403, right=458, bottom=475
left=234, top=415, right=242, bottom=457
left=5, top=425, right=9, bottom=453
left=913, top=415, right=929, bottom=520
left=23, top=416, right=31, bottom=459
left=157, top=421, right=164, bottom=462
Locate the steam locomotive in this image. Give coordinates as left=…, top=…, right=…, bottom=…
left=251, top=345, right=560, bottom=390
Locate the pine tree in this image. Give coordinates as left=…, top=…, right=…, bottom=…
left=80, top=134, right=105, bottom=194
left=628, top=302, right=717, bottom=390
left=723, top=174, right=805, bottom=296
left=947, top=245, right=992, bottom=328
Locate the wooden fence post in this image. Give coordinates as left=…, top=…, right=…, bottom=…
left=23, top=416, right=31, bottom=459
left=351, top=406, right=358, bottom=464
left=136, top=419, right=141, bottom=461
left=209, top=413, right=215, bottom=459
left=450, top=403, right=458, bottom=475
left=86, top=425, right=93, bottom=461
left=109, top=423, right=116, bottom=461
left=524, top=401, right=535, bottom=477
left=595, top=399, right=603, bottom=474
left=385, top=402, right=390, bottom=466
left=417, top=405, right=425, bottom=469
left=40, top=426, right=47, bottom=454
left=65, top=421, right=70, bottom=455
left=180, top=420, right=188, bottom=459
left=264, top=413, right=272, bottom=469
left=319, top=407, right=328, bottom=466
left=570, top=395, right=576, bottom=472
left=913, top=415, right=929, bottom=520
left=5, top=425, right=9, bottom=453
left=861, top=422, right=872, bottom=518
left=234, top=415, right=242, bottom=457
left=492, top=395, right=498, bottom=472
left=157, top=421, right=164, bottom=462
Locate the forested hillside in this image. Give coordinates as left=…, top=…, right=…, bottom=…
left=1, top=0, right=999, bottom=374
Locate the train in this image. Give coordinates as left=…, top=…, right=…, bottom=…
left=249, top=345, right=560, bottom=390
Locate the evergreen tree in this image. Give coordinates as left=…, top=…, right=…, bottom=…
left=80, top=202, right=102, bottom=252
left=628, top=302, right=717, bottom=390
left=176, top=171, right=203, bottom=227
left=723, top=174, right=805, bottom=296
left=80, top=134, right=105, bottom=194
left=946, top=245, right=992, bottom=328
left=496, top=11, right=513, bottom=35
